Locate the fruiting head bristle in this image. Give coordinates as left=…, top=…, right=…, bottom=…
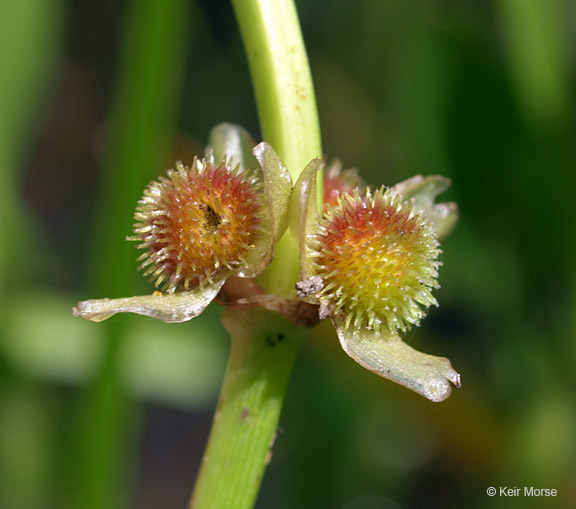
left=132, top=159, right=267, bottom=292
left=311, top=187, right=441, bottom=335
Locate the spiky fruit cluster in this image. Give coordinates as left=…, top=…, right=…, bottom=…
left=311, top=187, right=441, bottom=335
left=132, top=159, right=266, bottom=292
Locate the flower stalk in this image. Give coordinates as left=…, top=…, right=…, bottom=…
left=189, top=0, right=322, bottom=507
left=189, top=309, right=307, bottom=509
left=231, top=0, right=322, bottom=297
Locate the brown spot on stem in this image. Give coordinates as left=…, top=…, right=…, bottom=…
left=240, top=407, right=250, bottom=424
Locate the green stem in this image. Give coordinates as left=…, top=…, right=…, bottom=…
left=190, top=309, right=307, bottom=509
left=231, top=0, right=322, bottom=297
left=231, top=0, right=321, bottom=177
left=191, top=0, right=321, bottom=507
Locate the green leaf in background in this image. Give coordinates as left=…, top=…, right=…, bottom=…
left=68, top=1, right=191, bottom=508
left=0, top=1, right=63, bottom=508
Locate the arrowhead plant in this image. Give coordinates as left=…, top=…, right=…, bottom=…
left=73, top=0, right=462, bottom=506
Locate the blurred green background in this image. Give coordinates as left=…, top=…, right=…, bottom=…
left=1, top=0, right=575, bottom=508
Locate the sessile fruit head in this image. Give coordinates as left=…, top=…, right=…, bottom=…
left=132, top=159, right=268, bottom=292
left=311, top=187, right=441, bottom=335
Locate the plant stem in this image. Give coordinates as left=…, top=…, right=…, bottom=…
left=191, top=0, right=321, bottom=507
left=190, top=309, right=307, bottom=509
left=231, top=0, right=321, bottom=178
left=231, top=0, right=322, bottom=297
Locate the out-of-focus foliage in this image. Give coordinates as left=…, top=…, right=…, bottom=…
left=0, top=0, right=574, bottom=508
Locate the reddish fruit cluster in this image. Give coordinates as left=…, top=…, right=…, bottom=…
left=132, top=159, right=266, bottom=292
left=311, top=187, right=441, bottom=335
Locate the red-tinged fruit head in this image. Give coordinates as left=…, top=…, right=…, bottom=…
left=132, top=159, right=267, bottom=292
left=311, top=187, right=441, bottom=335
